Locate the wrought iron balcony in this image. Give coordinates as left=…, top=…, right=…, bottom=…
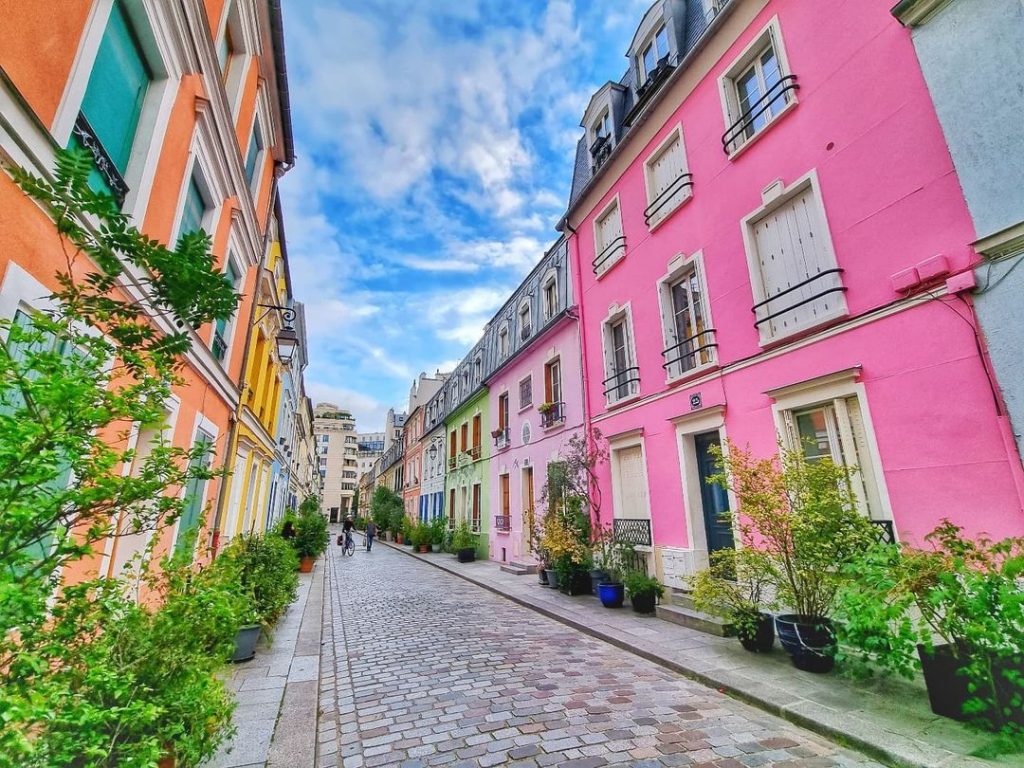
left=623, top=57, right=675, bottom=127
left=493, top=428, right=510, bottom=449
left=661, top=328, right=717, bottom=374
left=643, top=172, right=693, bottom=227
left=870, top=519, right=896, bottom=545
left=494, top=515, right=511, bottom=532
left=447, top=456, right=456, bottom=470
left=592, top=235, right=626, bottom=275
left=469, top=445, right=481, bottom=460
left=751, top=268, right=846, bottom=336
left=590, top=134, right=612, bottom=172
left=721, top=74, right=799, bottom=155
left=539, top=401, right=565, bottom=428
left=613, top=518, right=652, bottom=547
left=72, top=113, right=129, bottom=206
left=520, top=324, right=532, bottom=341
left=602, top=366, right=640, bottom=402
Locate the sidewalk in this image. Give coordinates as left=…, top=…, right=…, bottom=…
left=206, top=561, right=325, bottom=768
left=379, top=540, right=1004, bottom=768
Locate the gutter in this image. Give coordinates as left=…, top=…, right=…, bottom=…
left=268, top=0, right=296, bottom=167
left=557, top=1, right=739, bottom=231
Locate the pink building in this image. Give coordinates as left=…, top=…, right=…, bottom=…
left=562, top=0, right=1024, bottom=589
left=482, top=238, right=587, bottom=565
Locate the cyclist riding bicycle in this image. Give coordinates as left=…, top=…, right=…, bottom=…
left=341, top=515, right=355, bottom=550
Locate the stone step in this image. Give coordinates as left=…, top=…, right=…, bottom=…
left=655, top=603, right=728, bottom=636
left=495, top=561, right=536, bottom=573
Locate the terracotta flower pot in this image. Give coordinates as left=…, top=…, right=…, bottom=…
left=299, top=556, right=315, bottom=573
left=396, top=534, right=404, bottom=545
left=417, top=544, right=430, bottom=553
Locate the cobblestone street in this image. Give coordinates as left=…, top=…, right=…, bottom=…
left=316, top=539, right=881, bottom=768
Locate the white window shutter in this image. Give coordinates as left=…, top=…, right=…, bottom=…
left=616, top=446, right=649, bottom=519
left=841, top=396, right=885, bottom=520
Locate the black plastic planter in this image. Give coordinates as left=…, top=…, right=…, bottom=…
left=918, top=644, right=1024, bottom=727
left=457, top=548, right=476, bottom=563
left=598, top=582, right=624, bottom=608
left=231, top=624, right=261, bottom=663
left=631, top=591, right=657, bottom=614
left=560, top=570, right=591, bottom=596
left=737, top=612, right=775, bottom=653
left=589, top=569, right=609, bottom=595
left=775, top=614, right=835, bottom=672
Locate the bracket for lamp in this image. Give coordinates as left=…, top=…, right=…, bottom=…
left=254, top=303, right=296, bottom=326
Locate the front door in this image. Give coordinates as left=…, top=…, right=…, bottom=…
left=694, top=431, right=733, bottom=554
left=522, top=466, right=534, bottom=557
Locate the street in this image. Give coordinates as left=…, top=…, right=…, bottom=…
left=316, top=539, right=881, bottom=768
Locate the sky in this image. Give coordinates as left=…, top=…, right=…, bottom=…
left=279, top=0, right=652, bottom=431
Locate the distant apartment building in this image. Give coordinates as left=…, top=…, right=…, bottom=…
left=313, top=403, right=358, bottom=521
left=356, top=432, right=385, bottom=478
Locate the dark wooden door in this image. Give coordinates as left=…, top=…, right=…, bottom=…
left=694, top=431, right=734, bottom=554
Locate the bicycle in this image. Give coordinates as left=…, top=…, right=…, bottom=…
left=343, top=530, right=355, bottom=557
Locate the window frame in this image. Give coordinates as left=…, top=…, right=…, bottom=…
left=718, top=17, right=796, bottom=158
left=643, top=122, right=692, bottom=230
left=518, top=375, right=533, bottom=411
left=497, top=324, right=509, bottom=358
left=518, top=300, right=532, bottom=340
left=541, top=269, right=558, bottom=321
left=601, top=303, right=641, bottom=406
left=592, top=194, right=626, bottom=277
left=657, top=251, right=716, bottom=383
left=638, top=23, right=670, bottom=84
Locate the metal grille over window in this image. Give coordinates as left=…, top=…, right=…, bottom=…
left=613, top=518, right=652, bottom=546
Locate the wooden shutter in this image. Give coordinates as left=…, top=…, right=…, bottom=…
left=472, top=485, right=481, bottom=531
left=501, top=475, right=509, bottom=516
left=840, top=397, right=885, bottom=520
left=544, top=363, right=553, bottom=402
left=80, top=1, right=151, bottom=174
left=753, top=188, right=839, bottom=338
left=649, top=134, right=684, bottom=199
left=460, top=423, right=468, bottom=452
left=472, top=415, right=481, bottom=450
left=176, top=430, right=213, bottom=555
left=449, top=431, right=456, bottom=458
left=598, top=202, right=622, bottom=252
left=616, top=445, right=649, bottom=518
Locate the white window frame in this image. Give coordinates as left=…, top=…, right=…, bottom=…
left=741, top=169, right=846, bottom=345
left=592, top=108, right=611, bottom=144
left=214, top=0, right=260, bottom=121
left=657, top=251, right=716, bottom=383
left=768, top=369, right=893, bottom=526
left=498, top=324, right=510, bottom=358
left=643, top=122, right=692, bottom=229
left=541, top=269, right=558, bottom=321
left=518, top=375, right=533, bottom=411
left=638, top=23, right=670, bottom=84
left=592, top=194, right=625, bottom=277
left=518, top=300, right=532, bottom=339
left=600, top=303, right=641, bottom=406
left=719, top=17, right=796, bottom=158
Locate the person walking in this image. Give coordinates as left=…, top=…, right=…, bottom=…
left=365, top=519, right=377, bottom=552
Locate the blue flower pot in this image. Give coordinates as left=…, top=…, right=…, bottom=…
left=598, top=582, right=624, bottom=609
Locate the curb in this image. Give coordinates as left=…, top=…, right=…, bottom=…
left=377, top=539, right=978, bottom=768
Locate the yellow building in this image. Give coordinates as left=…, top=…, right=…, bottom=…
left=215, top=201, right=300, bottom=542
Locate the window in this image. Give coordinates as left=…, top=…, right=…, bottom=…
left=75, top=0, right=153, bottom=198
left=519, top=376, right=533, bottom=409
left=448, top=488, right=456, bottom=528
left=542, top=359, right=564, bottom=427
left=460, top=422, right=468, bottom=453
left=644, top=126, right=692, bottom=227
left=244, top=121, right=263, bottom=186
left=593, top=197, right=625, bottom=275
left=519, top=302, right=532, bottom=340
left=542, top=275, right=557, bottom=320
left=499, top=474, right=510, bottom=526
left=497, top=392, right=509, bottom=432
left=639, top=24, right=670, bottom=83
left=659, top=255, right=715, bottom=379
left=474, top=356, right=482, bottom=383
left=471, top=414, right=481, bottom=457
left=603, top=311, right=639, bottom=404
left=745, top=174, right=845, bottom=343
left=720, top=21, right=796, bottom=154
left=702, top=0, right=724, bottom=21
left=449, top=430, right=457, bottom=463
left=175, top=429, right=214, bottom=555
left=471, top=484, right=481, bottom=532
left=593, top=109, right=611, bottom=141
left=498, top=326, right=509, bottom=358
left=782, top=397, right=885, bottom=521
left=178, top=174, right=209, bottom=239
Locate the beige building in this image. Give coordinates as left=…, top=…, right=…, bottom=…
left=313, top=403, right=358, bottom=521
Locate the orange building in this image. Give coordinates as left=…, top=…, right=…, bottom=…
left=0, top=0, right=296, bottom=579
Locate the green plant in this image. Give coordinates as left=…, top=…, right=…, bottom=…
left=537, top=401, right=553, bottom=414
left=298, top=495, right=320, bottom=516
left=692, top=547, right=776, bottom=639
left=370, top=485, right=401, bottom=531
left=452, top=521, right=476, bottom=551
left=836, top=521, right=1023, bottom=734
left=221, top=532, right=299, bottom=627
left=709, top=441, right=875, bottom=619
left=429, top=515, right=447, bottom=545
left=0, top=149, right=238, bottom=763
left=623, top=571, right=664, bottom=600
left=292, top=509, right=329, bottom=559
left=410, top=522, right=432, bottom=548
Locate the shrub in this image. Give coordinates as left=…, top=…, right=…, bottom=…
left=429, top=515, right=447, bottom=545
left=292, top=509, right=329, bottom=559
left=452, top=521, right=476, bottom=551
left=692, top=547, right=776, bottom=640
left=623, top=571, right=664, bottom=601
left=221, top=532, right=299, bottom=626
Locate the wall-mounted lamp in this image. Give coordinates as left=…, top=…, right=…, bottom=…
left=255, top=304, right=298, bottom=366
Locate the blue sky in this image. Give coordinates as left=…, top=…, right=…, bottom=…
left=279, top=0, right=651, bottom=430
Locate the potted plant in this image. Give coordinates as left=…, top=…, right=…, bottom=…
left=595, top=530, right=631, bottom=609
left=428, top=516, right=446, bottom=552
left=624, top=571, right=663, bottom=614
left=540, top=507, right=591, bottom=595
left=710, top=442, right=875, bottom=673
left=452, top=521, right=477, bottom=562
left=537, top=401, right=553, bottom=414
left=692, top=547, right=776, bottom=652
left=836, top=521, right=1023, bottom=731
left=490, top=427, right=504, bottom=438
left=413, top=522, right=432, bottom=553
left=292, top=508, right=329, bottom=572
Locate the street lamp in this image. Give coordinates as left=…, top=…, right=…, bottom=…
left=255, top=304, right=299, bottom=366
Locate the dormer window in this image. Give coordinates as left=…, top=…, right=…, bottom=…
left=519, top=302, right=532, bottom=341
left=498, top=325, right=509, bottom=358
left=639, top=24, right=669, bottom=83
left=473, top=356, right=482, bottom=382
left=593, top=110, right=610, bottom=142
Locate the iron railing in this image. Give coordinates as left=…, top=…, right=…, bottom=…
left=520, top=324, right=532, bottom=340
left=591, top=135, right=612, bottom=171
left=72, top=113, right=129, bottom=206
left=540, top=401, right=565, bottom=428
left=447, top=456, right=456, bottom=470
left=494, top=515, right=511, bottom=532
left=602, top=366, right=640, bottom=401
left=644, top=172, right=693, bottom=227
left=871, top=519, right=896, bottom=545
left=624, top=57, right=675, bottom=127
left=721, top=74, right=799, bottom=154
left=493, top=428, right=510, bottom=449
left=592, top=235, right=626, bottom=274
left=751, top=269, right=846, bottom=333
left=469, top=445, right=481, bottom=460
left=661, top=328, right=717, bottom=373
left=613, top=518, right=652, bottom=547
